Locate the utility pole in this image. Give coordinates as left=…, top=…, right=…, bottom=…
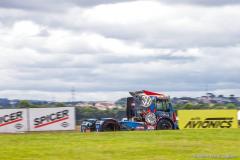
left=205, top=83, right=209, bottom=94
left=71, top=87, right=76, bottom=103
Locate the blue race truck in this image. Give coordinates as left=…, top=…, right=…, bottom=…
left=80, top=90, right=178, bottom=132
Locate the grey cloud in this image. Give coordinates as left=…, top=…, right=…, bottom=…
left=159, top=0, right=240, bottom=6
left=0, top=0, right=69, bottom=11
left=1, top=51, right=240, bottom=94
left=2, top=1, right=240, bottom=50
left=1, top=0, right=239, bottom=12
left=0, top=0, right=240, bottom=100
left=37, top=29, right=50, bottom=37
left=97, top=54, right=197, bottom=65
left=0, top=0, right=138, bottom=11
left=74, top=21, right=240, bottom=49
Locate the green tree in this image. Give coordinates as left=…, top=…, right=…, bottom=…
left=55, top=103, right=66, bottom=107
left=18, top=100, right=31, bottom=108
left=183, top=103, right=193, bottom=110
left=226, top=103, right=237, bottom=109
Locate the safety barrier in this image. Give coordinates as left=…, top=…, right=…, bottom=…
left=0, top=107, right=75, bottom=133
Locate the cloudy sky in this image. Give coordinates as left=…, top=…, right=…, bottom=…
left=0, top=0, right=240, bottom=101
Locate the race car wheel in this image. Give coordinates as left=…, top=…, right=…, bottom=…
left=156, top=119, right=173, bottom=130
left=102, top=119, right=120, bottom=132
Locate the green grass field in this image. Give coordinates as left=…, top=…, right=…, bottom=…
left=0, top=129, right=239, bottom=160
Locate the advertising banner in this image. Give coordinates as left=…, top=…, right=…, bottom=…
left=29, top=107, right=75, bottom=131
left=0, top=109, right=28, bottom=133
left=238, top=110, right=240, bottom=120
left=178, top=110, right=238, bottom=129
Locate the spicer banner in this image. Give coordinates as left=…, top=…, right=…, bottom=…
left=0, top=109, right=28, bottom=133
left=29, top=107, right=75, bottom=131
left=178, top=110, right=238, bottom=129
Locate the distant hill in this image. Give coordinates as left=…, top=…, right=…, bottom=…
left=115, top=98, right=127, bottom=107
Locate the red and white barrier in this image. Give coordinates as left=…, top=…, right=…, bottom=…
left=0, top=109, right=28, bottom=133
left=0, top=107, right=75, bottom=133
left=29, top=107, right=75, bottom=131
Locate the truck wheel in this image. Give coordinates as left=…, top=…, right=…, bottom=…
left=157, top=119, right=173, bottom=130
left=102, top=119, right=120, bottom=132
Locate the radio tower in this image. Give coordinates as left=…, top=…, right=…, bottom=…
left=71, top=87, right=76, bottom=103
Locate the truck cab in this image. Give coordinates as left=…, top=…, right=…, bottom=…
left=126, top=90, right=177, bottom=130
left=80, top=90, right=178, bottom=132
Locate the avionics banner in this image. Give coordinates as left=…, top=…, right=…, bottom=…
left=0, top=109, right=28, bottom=133
left=29, top=107, right=75, bottom=131
left=238, top=110, right=240, bottom=120
left=178, top=110, right=238, bottom=129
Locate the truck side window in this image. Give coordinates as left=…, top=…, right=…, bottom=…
left=156, top=100, right=168, bottom=111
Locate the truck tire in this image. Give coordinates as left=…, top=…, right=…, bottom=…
left=102, top=119, right=120, bottom=132
left=156, top=119, right=173, bottom=130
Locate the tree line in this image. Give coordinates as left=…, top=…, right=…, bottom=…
left=11, top=100, right=240, bottom=122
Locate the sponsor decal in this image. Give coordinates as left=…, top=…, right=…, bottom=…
left=61, top=122, right=69, bottom=128
left=184, top=117, right=233, bottom=128
left=178, top=110, right=238, bottom=129
left=34, top=110, right=69, bottom=128
left=145, top=112, right=157, bottom=125
left=129, top=91, right=152, bottom=108
left=15, top=123, right=23, bottom=129
left=141, top=95, right=152, bottom=108
left=0, top=111, right=23, bottom=127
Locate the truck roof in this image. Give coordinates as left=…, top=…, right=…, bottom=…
left=130, top=90, right=169, bottom=99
